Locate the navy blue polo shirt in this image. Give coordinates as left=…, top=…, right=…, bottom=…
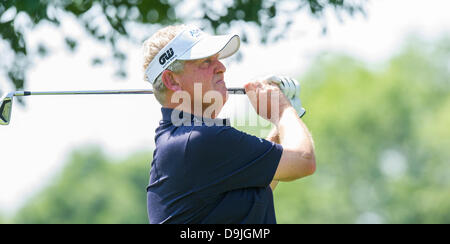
left=147, top=107, right=283, bottom=224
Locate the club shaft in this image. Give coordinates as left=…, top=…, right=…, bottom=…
left=12, top=88, right=246, bottom=96
left=14, top=90, right=154, bottom=96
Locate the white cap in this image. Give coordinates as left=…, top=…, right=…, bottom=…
left=145, top=25, right=240, bottom=84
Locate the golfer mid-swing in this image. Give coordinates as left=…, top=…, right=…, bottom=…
left=143, top=25, right=316, bottom=224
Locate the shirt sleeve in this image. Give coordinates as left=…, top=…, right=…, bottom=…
left=186, top=125, right=283, bottom=194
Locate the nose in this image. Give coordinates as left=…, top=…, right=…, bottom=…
left=215, top=59, right=226, bottom=74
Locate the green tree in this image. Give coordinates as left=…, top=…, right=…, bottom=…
left=271, top=34, right=450, bottom=223
left=0, top=0, right=366, bottom=100
left=13, top=146, right=151, bottom=224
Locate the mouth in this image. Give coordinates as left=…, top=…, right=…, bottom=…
left=216, top=80, right=225, bottom=85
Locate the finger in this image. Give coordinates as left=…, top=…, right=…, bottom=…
left=281, top=76, right=294, bottom=98
left=284, top=76, right=295, bottom=98
left=287, top=77, right=300, bottom=98
left=264, top=75, right=281, bottom=85
left=244, top=82, right=253, bottom=91
left=254, top=81, right=263, bottom=89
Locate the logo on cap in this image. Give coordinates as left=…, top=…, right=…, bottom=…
left=189, top=29, right=202, bottom=38
left=159, top=48, right=175, bottom=65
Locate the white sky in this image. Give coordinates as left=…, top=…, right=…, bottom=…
left=0, top=0, right=449, bottom=216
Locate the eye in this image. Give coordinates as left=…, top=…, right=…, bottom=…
left=199, top=58, right=212, bottom=68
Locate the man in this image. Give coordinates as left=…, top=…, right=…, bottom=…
left=143, top=25, right=316, bottom=224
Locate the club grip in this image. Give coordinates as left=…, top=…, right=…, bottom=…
left=227, top=88, right=246, bottom=94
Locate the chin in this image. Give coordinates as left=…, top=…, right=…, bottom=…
left=216, top=83, right=228, bottom=98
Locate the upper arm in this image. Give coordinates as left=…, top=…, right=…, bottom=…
left=273, top=147, right=316, bottom=181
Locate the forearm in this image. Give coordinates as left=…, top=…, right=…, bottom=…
left=245, top=79, right=316, bottom=182
left=276, top=107, right=314, bottom=158
left=266, top=108, right=315, bottom=187
left=272, top=106, right=316, bottom=181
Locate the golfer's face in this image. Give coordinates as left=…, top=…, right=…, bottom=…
left=176, top=54, right=228, bottom=106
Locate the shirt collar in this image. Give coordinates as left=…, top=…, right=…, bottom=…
left=161, top=107, right=230, bottom=126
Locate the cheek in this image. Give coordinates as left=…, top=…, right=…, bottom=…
left=178, top=66, right=215, bottom=94
left=197, top=71, right=215, bottom=90
left=178, top=70, right=198, bottom=90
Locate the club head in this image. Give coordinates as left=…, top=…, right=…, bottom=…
left=0, top=92, right=14, bottom=125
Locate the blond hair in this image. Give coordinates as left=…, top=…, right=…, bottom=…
left=142, top=25, right=186, bottom=105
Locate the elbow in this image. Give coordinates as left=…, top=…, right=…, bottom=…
left=303, top=152, right=316, bottom=176
left=277, top=149, right=316, bottom=181
left=308, top=155, right=316, bottom=175
left=294, top=152, right=316, bottom=179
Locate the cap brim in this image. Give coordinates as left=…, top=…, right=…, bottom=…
left=178, top=34, right=240, bottom=61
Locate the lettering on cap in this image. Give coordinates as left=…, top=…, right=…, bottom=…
left=159, top=48, right=175, bottom=65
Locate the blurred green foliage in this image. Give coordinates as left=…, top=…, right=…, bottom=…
left=274, top=34, right=450, bottom=224
left=4, top=35, right=449, bottom=224
left=12, top=147, right=151, bottom=224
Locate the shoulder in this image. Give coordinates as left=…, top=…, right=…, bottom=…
left=186, top=125, right=271, bottom=156
left=187, top=125, right=259, bottom=156
left=188, top=125, right=243, bottom=146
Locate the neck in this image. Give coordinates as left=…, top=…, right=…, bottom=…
left=163, top=103, right=221, bottom=119
left=164, top=90, right=226, bottom=119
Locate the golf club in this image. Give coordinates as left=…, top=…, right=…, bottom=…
left=0, top=88, right=246, bottom=125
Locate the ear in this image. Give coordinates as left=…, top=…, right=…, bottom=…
left=161, top=70, right=182, bottom=92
